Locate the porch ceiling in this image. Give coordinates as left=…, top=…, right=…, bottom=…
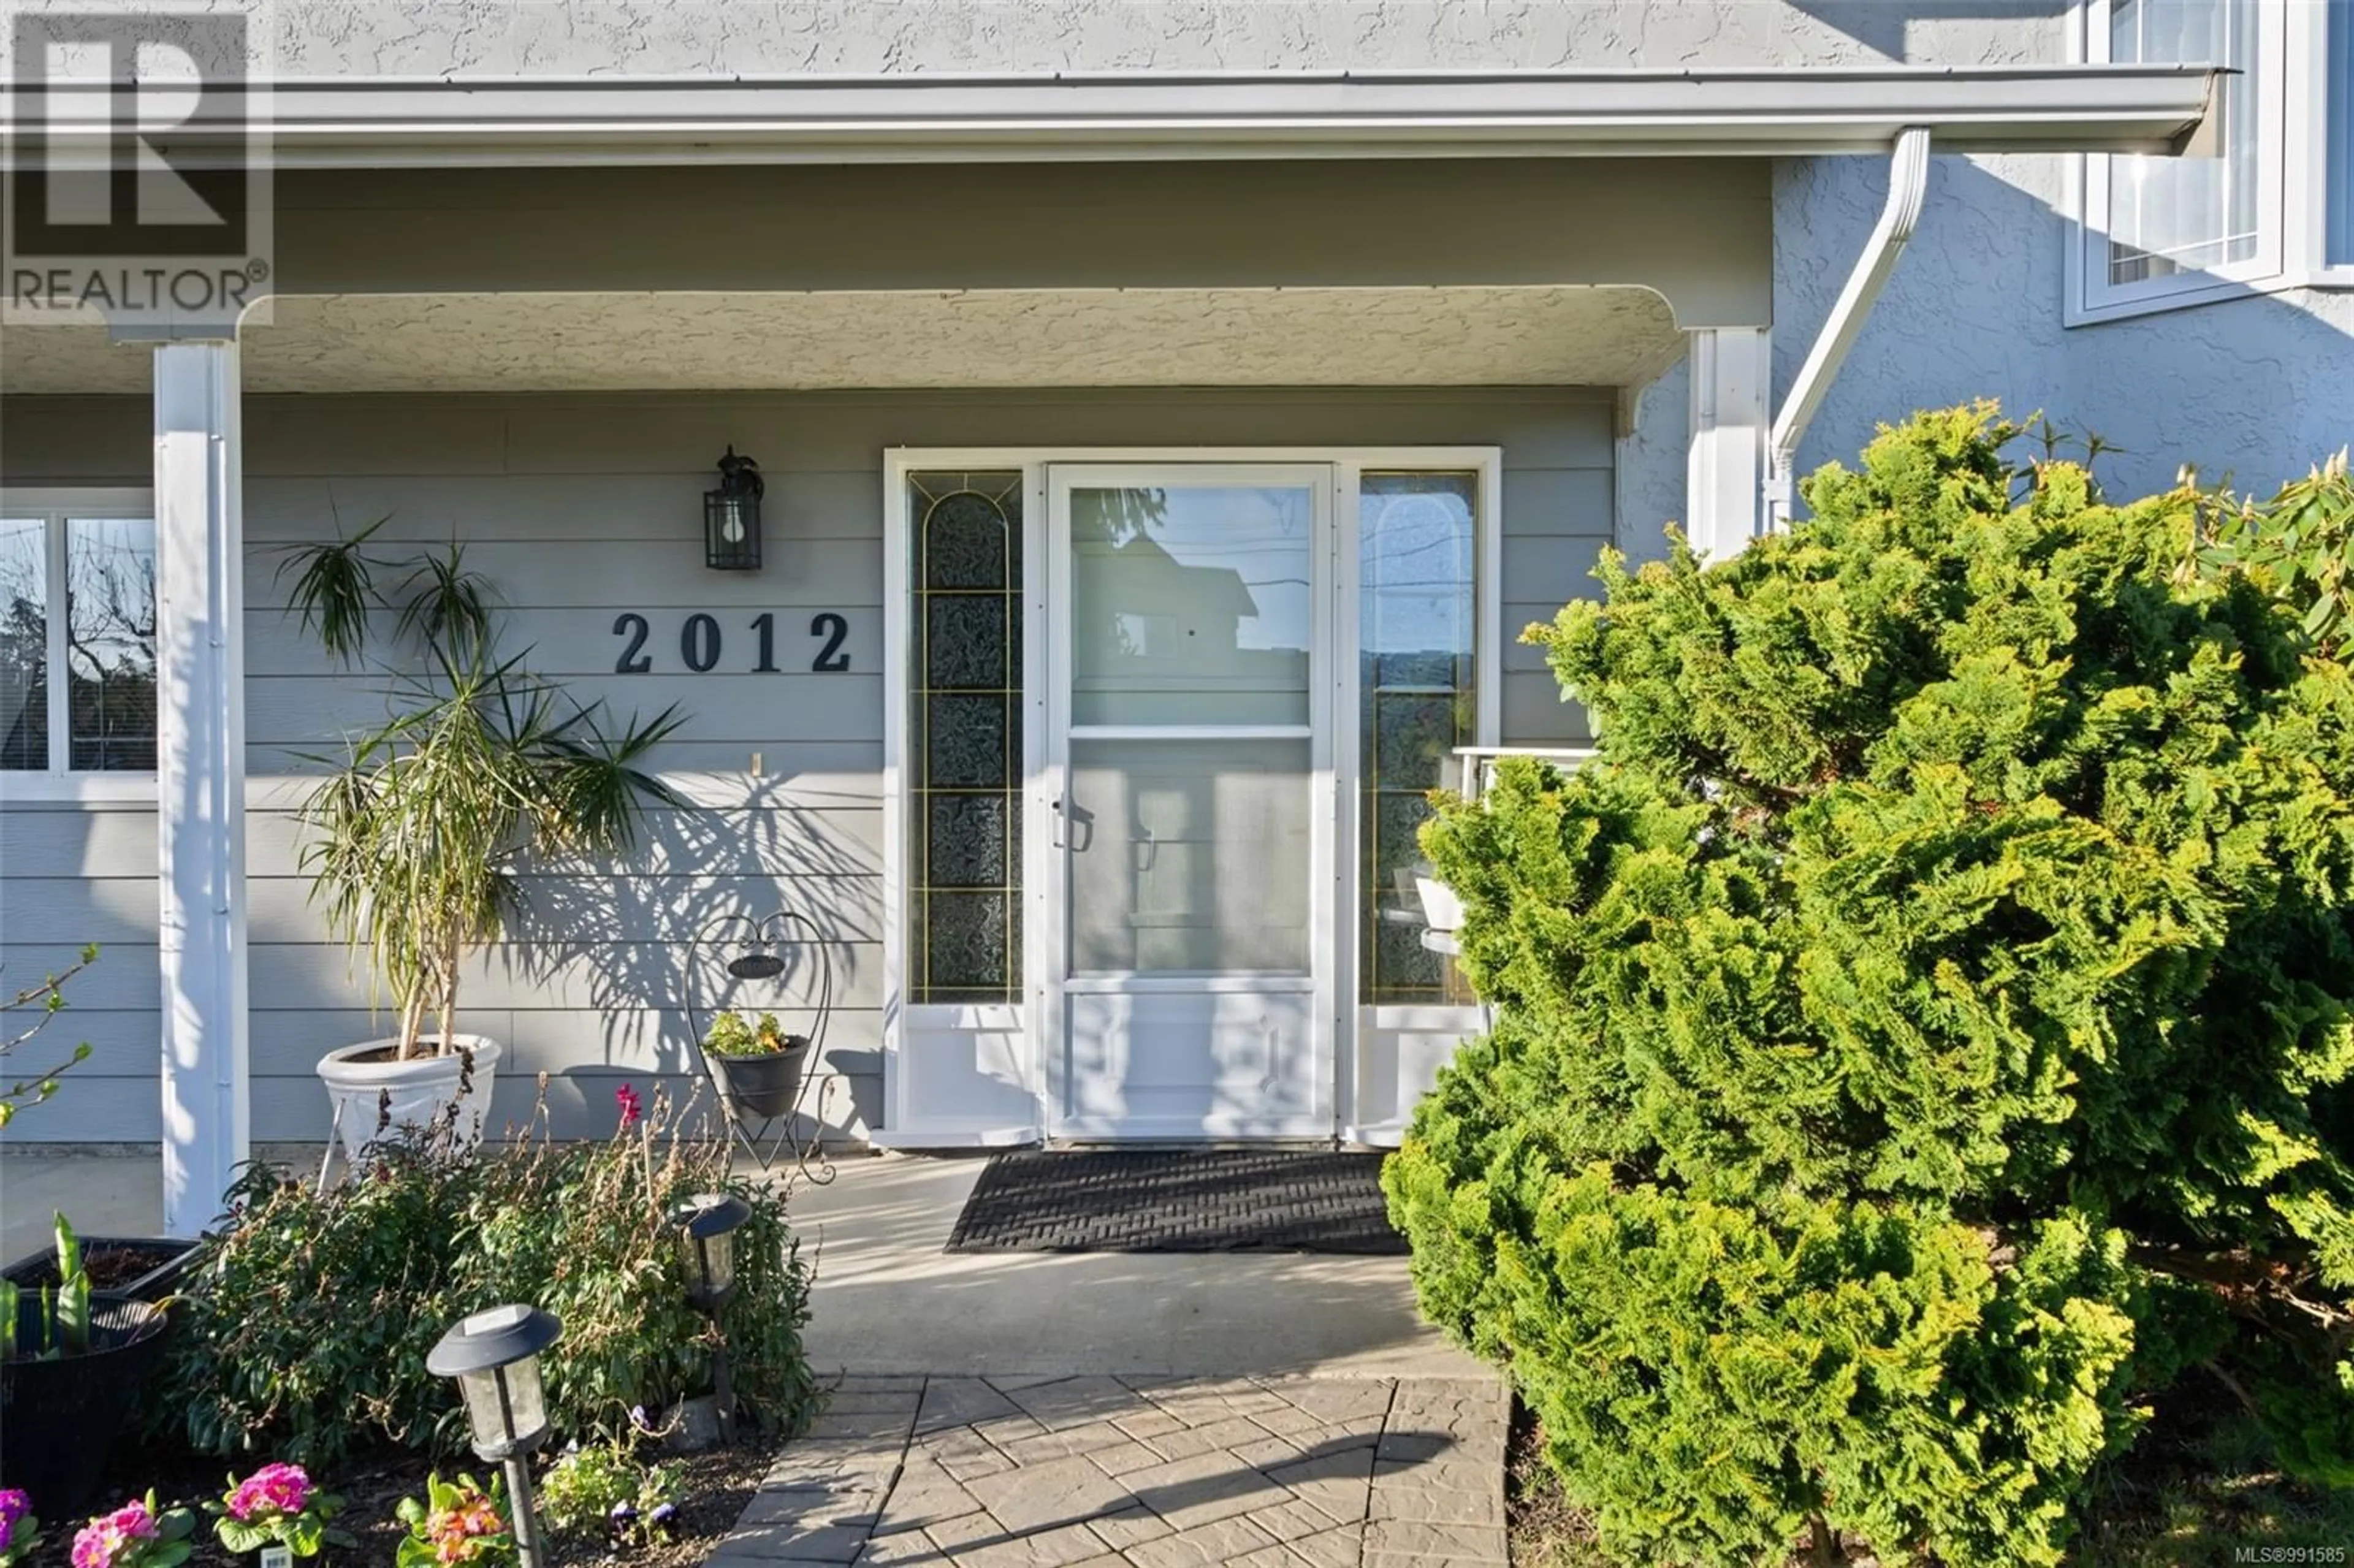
left=0, top=284, right=1683, bottom=395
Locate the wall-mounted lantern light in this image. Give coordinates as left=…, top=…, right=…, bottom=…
left=704, top=447, right=764, bottom=571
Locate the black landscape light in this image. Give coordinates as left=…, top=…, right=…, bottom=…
left=672, top=1191, right=754, bottom=1442
left=427, top=1303, right=561, bottom=1566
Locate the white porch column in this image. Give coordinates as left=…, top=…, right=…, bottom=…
left=154, top=339, right=249, bottom=1234
left=1685, top=326, right=1770, bottom=560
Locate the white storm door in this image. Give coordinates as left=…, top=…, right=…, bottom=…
left=1043, top=465, right=1335, bottom=1139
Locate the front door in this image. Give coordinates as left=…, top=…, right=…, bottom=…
left=1042, top=465, right=1335, bottom=1138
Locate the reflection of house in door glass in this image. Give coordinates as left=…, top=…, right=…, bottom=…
left=1072, top=487, right=1312, bottom=728
left=1067, top=485, right=1315, bottom=977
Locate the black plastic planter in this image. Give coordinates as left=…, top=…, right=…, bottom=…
left=2, top=1236, right=201, bottom=1303
left=710, top=1038, right=812, bottom=1118
left=0, top=1293, right=170, bottom=1515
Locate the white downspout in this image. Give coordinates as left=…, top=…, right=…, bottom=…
left=1764, top=126, right=1934, bottom=528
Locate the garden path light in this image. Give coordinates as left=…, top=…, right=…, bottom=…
left=427, top=1303, right=561, bottom=1568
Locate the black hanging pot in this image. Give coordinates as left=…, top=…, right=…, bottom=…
left=1, top=1293, right=171, bottom=1515
left=710, top=1037, right=812, bottom=1119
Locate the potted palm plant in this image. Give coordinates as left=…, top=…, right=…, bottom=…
left=281, top=528, right=684, bottom=1162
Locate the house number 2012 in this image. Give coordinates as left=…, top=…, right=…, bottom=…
left=611, top=612, right=852, bottom=674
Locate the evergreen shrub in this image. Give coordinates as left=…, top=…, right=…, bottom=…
left=1385, top=406, right=2354, bottom=1566
left=162, top=1091, right=818, bottom=1466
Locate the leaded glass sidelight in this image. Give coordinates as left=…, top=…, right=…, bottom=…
left=908, top=473, right=1024, bottom=1004
left=1360, top=473, right=1478, bottom=1003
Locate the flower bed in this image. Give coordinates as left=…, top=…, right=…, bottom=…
left=12, top=1442, right=782, bottom=1568
left=160, top=1088, right=817, bottom=1467
left=3, top=1088, right=821, bottom=1566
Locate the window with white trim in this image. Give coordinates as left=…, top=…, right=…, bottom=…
left=0, top=506, right=158, bottom=775
left=2332, top=0, right=2353, bottom=264
left=2073, top=0, right=2352, bottom=321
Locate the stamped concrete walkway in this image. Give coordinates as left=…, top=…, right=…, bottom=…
left=706, top=1155, right=1509, bottom=1566
left=709, top=1372, right=1508, bottom=1567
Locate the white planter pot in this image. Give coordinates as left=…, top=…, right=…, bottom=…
left=316, top=1033, right=503, bottom=1163
left=1415, top=873, right=1466, bottom=934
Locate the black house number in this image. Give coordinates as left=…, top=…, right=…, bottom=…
left=611, top=612, right=854, bottom=674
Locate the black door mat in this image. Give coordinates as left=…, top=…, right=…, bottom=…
left=944, top=1148, right=1409, bottom=1255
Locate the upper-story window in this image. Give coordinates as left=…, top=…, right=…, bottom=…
left=2073, top=0, right=2352, bottom=322
left=0, top=501, right=158, bottom=782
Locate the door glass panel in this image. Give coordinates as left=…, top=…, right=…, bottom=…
left=0, top=520, right=45, bottom=771
left=1067, top=736, right=1310, bottom=976
left=65, top=517, right=156, bottom=772
left=1070, top=484, right=1313, bottom=726
left=1359, top=474, right=1478, bottom=1003
left=908, top=472, right=1023, bottom=1005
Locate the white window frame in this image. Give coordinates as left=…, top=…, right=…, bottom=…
left=2303, top=0, right=2354, bottom=284
left=2070, top=0, right=2349, bottom=324
left=0, top=488, right=159, bottom=802
left=877, top=446, right=1502, bottom=1145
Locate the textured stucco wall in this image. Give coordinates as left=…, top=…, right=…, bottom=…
left=1771, top=153, right=2354, bottom=505
left=256, top=1, right=2065, bottom=75
left=1618, top=152, right=2354, bottom=563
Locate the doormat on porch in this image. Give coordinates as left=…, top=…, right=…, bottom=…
left=944, top=1149, right=1408, bottom=1255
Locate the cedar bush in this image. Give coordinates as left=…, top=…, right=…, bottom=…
left=1385, top=406, right=2354, bottom=1566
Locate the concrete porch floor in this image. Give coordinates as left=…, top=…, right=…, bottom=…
left=2, top=1146, right=1480, bottom=1380
left=1, top=1147, right=165, bottom=1263
left=786, top=1153, right=1482, bottom=1382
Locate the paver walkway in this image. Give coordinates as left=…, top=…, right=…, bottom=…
left=707, top=1373, right=1508, bottom=1567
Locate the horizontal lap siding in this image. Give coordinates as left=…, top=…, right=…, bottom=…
left=1496, top=455, right=1610, bottom=748
left=0, top=387, right=1613, bottom=1142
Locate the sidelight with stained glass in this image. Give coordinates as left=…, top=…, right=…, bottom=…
left=907, top=473, right=1024, bottom=1003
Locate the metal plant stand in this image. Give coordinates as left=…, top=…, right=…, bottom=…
left=686, top=910, right=837, bottom=1193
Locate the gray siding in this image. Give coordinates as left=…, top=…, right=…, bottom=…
left=0, top=387, right=1607, bottom=1143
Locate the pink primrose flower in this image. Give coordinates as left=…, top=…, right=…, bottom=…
left=69, top=1501, right=157, bottom=1568
left=227, top=1462, right=312, bottom=1521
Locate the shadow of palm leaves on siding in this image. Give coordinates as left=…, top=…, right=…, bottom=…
left=502, top=770, right=878, bottom=1141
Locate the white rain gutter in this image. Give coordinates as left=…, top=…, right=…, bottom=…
left=1764, top=126, right=1935, bottom=528
left=20, top=64, right=2217, bottom=169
